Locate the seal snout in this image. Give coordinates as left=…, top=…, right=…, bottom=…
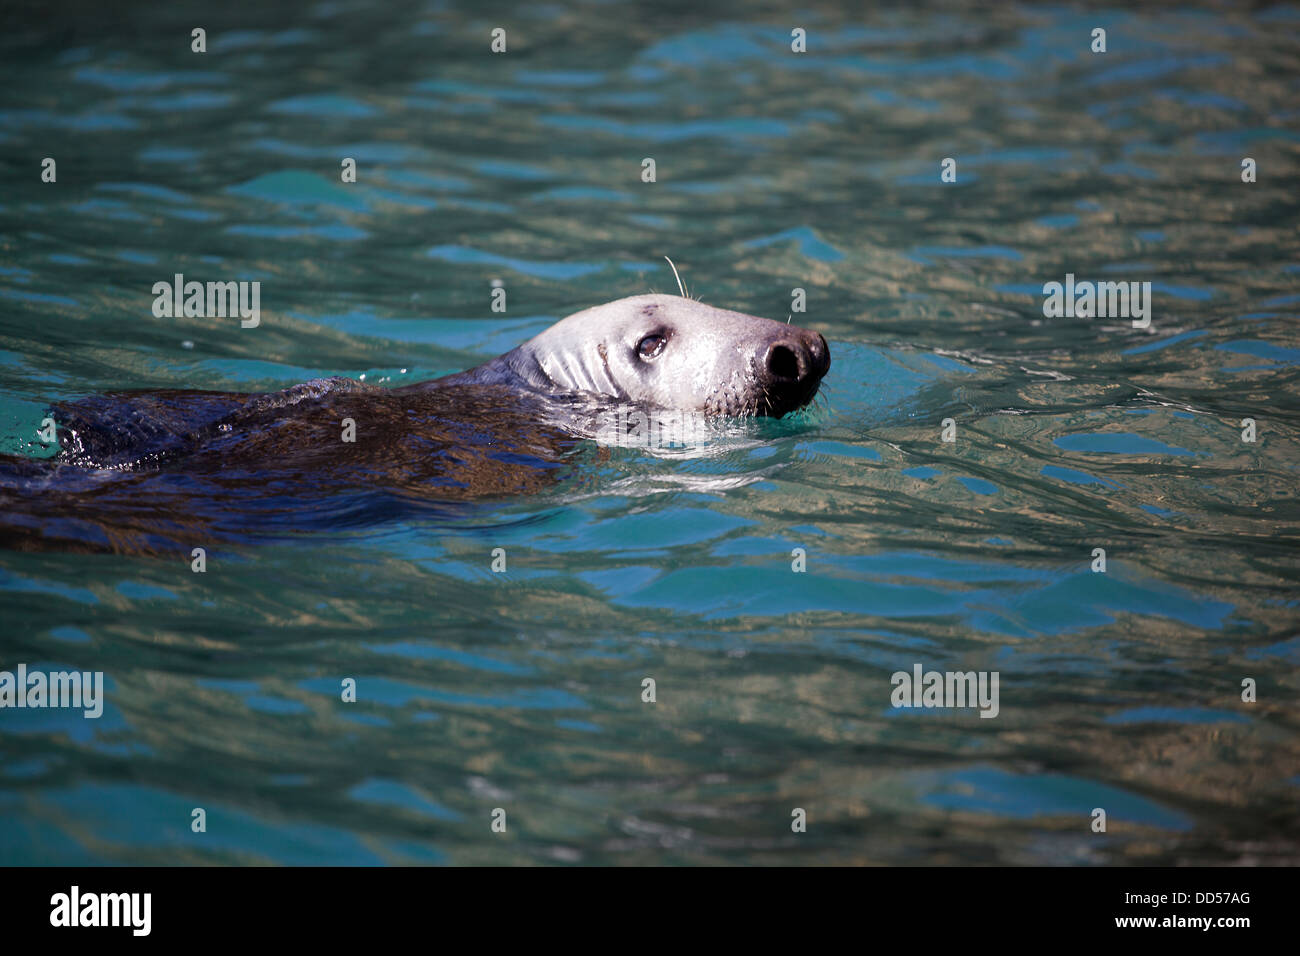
left=759, top=330, right=830, bottom=414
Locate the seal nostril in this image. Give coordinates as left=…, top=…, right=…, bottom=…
left=768, top=344, right=801, bottom=381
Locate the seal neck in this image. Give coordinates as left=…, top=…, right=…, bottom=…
left=429, top=347, right=555, bottom=394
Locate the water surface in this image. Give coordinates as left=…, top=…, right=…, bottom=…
left=1, top=1, right=1298, bottom=864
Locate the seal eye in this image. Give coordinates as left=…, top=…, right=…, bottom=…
left=637, top=334, right=667, bottom=361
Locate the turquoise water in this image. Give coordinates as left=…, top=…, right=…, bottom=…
left=1, top=1, right=1298, bottom=864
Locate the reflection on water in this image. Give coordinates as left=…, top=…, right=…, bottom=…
left=1, top=1, right=1298, bottom=864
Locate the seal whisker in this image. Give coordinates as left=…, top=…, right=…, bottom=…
left=663, top=256, right=688, bottom=299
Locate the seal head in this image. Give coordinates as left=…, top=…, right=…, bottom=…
left=441, top=294, right=830, bottom=417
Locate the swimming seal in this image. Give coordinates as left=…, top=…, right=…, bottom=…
left=0, top=294, right=829, bottom=554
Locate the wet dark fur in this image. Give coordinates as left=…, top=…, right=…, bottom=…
left=0, top=377, right=579, bottom=556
